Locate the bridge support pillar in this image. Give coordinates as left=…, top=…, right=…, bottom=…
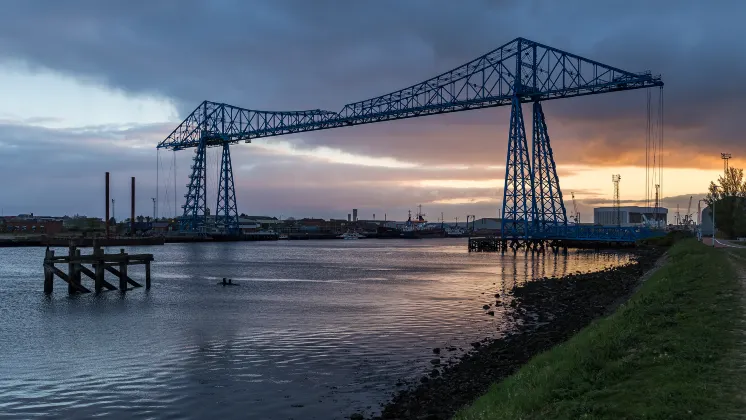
left=500, top=99, right=570, bottom=243
left=531, top=102, right=567, bottom=229
left=180, top=138, right=208, bottom=233
left=500, top=96, right=533, bottom=240
left=216, top=143, right=239, bottom=235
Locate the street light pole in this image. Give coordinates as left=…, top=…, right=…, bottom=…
left=711, top=187, right=718, bottom=247
left=712, top=200, right=716, bottom=247
left=697, top=199, right=706, bottom=242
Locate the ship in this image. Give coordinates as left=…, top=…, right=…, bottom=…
left=400, top=206, right=445, bottom=239
left=338, top=231, right=365, bottom=240
left=445, top=225, right=468, bottom=237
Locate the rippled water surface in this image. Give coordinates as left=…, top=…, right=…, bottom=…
left=0, top=239, right=630, bottom=419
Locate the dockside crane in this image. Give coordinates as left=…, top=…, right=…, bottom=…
left=682, top=196, right=693, bottom=226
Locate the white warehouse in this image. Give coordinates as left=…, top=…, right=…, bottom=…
left=593, top=206, right=668, bottom=227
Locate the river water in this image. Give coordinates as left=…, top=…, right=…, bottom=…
left=0, top=239, right=629, bottom=419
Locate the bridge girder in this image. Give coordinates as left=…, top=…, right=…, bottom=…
left=158, top=37, right=662, bottom=151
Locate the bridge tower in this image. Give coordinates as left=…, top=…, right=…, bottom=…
left=180, top=138, right=208, bottom=233
left=531, top=102, right=567, bottom=229
left=500, top=43, right=567, bottom=239
left=215, top=143, right=239, bottom=234
left=501, top=96, right=533, bottom=238
left=180, top=144, right=239, bottom=236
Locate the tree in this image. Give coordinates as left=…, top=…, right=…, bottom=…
left=706, top=167, right=746, bottom=203
left=705, top=167, right=746, bottom=238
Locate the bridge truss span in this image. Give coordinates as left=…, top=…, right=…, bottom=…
left=157, top=37, right=664, bottom=241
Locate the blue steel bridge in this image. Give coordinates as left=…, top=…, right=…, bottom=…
left=157, top=37, right=664, bottom=244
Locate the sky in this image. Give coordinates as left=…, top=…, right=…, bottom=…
left=0, top=0, right=743, bottom=222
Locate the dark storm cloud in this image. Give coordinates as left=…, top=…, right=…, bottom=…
left=0, top=0, right=742, bottom=219
left=1, top=0, right=744, bottom=161
left=0, top=0, right=503, bottom=111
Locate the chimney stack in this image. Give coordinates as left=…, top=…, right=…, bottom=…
left=105, top=172, right=110, bottom=238
left=131, top=177, right=135, bottom=236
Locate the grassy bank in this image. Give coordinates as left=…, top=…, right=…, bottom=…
left=454, top=239, right=744, bottom=420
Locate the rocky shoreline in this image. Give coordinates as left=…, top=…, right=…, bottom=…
left=363, top=246, right=666, bottom=420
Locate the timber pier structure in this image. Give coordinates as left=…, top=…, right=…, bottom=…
left=468, top=235, right=639, bottom=253
left=43, top=243, right=154, bottom=294
left=468, top=223, right=656, bottom=252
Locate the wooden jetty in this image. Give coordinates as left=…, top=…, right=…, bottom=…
left=43, top=244, right=154, bottom=294
left=468, top=236, right=568, bottom=253
left=468, top=236, right=635, bottom=253
left=468, top=236, right=502, bottom=252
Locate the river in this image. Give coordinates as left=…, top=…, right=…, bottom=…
left=0, top=238, right=629, bottom=419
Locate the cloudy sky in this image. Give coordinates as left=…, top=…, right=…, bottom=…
left=0, top=0, right=742, bottom=222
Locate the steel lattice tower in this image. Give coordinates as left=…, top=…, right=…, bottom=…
left=180, top=139, right=208, bottom=232
left=531, top=101, right=567, bottom=229
left=215, top=143, right=239, bottom=234
left=501, top=97, right=533, bottom=238
left=721, top=152, right=731, bottom=175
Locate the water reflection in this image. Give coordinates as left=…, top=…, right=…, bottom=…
left=0, top=239, right=630, bottom=419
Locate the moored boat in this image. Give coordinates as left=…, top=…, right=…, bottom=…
left=338, top=231, right=365, bottom=240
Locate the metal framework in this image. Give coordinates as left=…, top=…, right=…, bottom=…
left=531, top=101, right=566, bottom=229
left=158, top=37, right=663, bottom=240
left=501, top=97, right=533, bottom=238
left=180, top=138, right=207, bottom=232
left=215, top=143, right=239, bottom=234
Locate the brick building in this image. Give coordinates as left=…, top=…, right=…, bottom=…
left=1, top=217, right=63, bottom=235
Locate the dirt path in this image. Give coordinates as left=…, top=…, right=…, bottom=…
left=725, top=249, right=746, bottom=414
left=702, top=237, right=746, bottom=248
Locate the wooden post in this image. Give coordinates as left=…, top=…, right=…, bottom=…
left=68, top=245, right=76, bottom=294
left=119, top=249, right=128, bottom=291
left=94, top=245, right=105, bottom=292
left=44, top=248, right=54, bottom=294
left=145, top=260, right=151, bottom=289
left=75, top=249, right=82, bottom=286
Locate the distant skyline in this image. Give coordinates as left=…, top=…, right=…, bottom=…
left=0, top=1, right=742, bottom=221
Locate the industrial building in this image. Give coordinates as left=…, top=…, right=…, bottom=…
left=593, top=206, right=668, bottom=227
left=0, top=217, right=64, bottom=235
left=699, top=207, right=714, bottom=236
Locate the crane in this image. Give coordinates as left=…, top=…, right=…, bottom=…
left=570, top=192, right=580, bottom=224
left=683, top=196, right=693, bottom=226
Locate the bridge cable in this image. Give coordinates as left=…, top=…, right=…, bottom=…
left=160, top=147, right=175, bottom=220
left=645, top=89, right=651, bottom=210
left=174, top=151, right=177, bottom=218
left=156, top=148, right=159, bottom=220
left=658, top=86, right=664, bottom=208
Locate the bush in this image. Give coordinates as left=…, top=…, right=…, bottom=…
left=636, top=230, right=692, bottom=247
